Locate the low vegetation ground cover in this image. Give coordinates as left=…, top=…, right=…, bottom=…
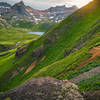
left=0, top=0, right=100, bottom=93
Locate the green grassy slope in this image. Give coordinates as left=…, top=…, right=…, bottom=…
left=0, top=28, right=39, bottom=52
left=0, top=27, right=40, bottom=91
left=32, top=21, right=56, bottom=32
left=78, top=73, right=100, bottom=91
left=12, top=20, right=34, bottom=29
left=0, top=0, right=100, bottom=92
left=10, top=20, right=56, bottom=32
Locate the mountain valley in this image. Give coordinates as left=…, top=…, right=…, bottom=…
left=0, top=0, right=100, bottom=100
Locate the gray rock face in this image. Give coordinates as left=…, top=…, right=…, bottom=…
left=84, top=90, right=100, bottom=100
left=0, top=2, right=11, bottom=15
left=11, top=1, right=29, bottom=16
left=15, top=45, right=27, bottom=58
left=32, top=45, right=45, bottom=59
left=0, top=1, right=78, bottom=23
left=0, top=77, right=84, bottom=100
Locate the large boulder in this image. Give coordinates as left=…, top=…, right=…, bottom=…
left=0, top=77, right=84, bottom=100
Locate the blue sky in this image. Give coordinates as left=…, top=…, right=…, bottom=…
left=0, top=0, right=93, bottom=10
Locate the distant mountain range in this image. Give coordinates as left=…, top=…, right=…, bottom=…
left=0, top=1, right=78, bottom=23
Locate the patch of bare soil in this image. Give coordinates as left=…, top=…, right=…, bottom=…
left=24, top=61, right=37, bottom=75
left=78, top=46, right=100, bottom=68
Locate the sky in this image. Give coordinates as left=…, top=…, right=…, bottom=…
left=0, top=0, right=93, bottom=10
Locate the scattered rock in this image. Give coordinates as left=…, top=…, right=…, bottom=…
left=10, top=67, right=24, bottom=80
left=64, top=50, right=71, bottom=57
left=0, top=77, right=84, bottom=100
left=40, top=56, right=46, bottom=62
left=10, top=71, right=19, bottom=80
left=44, top=35, right=57, bottom=45
left=15, top=45, right=27, bottom=58
left=32, top=44, right=45, bottom=59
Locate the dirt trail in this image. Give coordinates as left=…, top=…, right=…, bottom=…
left=24, top=61, right=37, bottom=75
left=78, top=46, right=100, bottom=68
left=70, top=66, right=100, bottom=84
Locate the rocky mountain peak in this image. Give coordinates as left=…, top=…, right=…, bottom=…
left=47, top=5, right=78, bottom=12
left=0, top=1, right=78, bottom=23
left=12, top=1, right=25, bottom=8
left=0, top=2, right=11, bottom=7
left=11, top=1, right=29, bottom=16
left=69, top=5, right=78, bottom=10
left=16, top=0, right=25, bottom=6
left=0, top=2, right=11, bottom=15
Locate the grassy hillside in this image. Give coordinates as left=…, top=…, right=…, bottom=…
left=12, top=20, right=34, bottom=29
left=9, top=20, right=56, bottom=31
left=0, top=28, right=39, bottom=52
left=0, top=27, right=39, bottom=90
left=0, top=0, right=100, bottom=92
left=32, top=22, right=56, bottom=32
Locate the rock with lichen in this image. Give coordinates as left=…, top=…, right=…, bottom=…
left=0, top=77, right=84, bottom=100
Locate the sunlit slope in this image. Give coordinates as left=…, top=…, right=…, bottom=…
left=21, top=0, right=100, bottom=77
left=1, top=0, right=100, bottom=92
left=0, top=28, right=38, bottom=52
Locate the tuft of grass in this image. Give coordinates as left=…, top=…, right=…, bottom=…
left=78, top=73, right=100, bottom=92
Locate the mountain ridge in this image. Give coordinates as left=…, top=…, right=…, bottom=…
left=0, top=1, right=78, bottom=23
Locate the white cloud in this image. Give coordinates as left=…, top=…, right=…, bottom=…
left=0, top=0, right=93, bottom=10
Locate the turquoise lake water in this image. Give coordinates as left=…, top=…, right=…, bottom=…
left=28, top=32, right=45, bottom=35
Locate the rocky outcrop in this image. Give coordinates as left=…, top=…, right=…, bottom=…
left=32, top=44, right=45, bottom=59
left=15, top=45, right=27, bottom=58
left=84, top=90, right=100, bottom=100
left=0, top=2, right=11, bottom=15
left=0, top=77, right=84, bottom=100
left=11, top=1, right=29, bottom=16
